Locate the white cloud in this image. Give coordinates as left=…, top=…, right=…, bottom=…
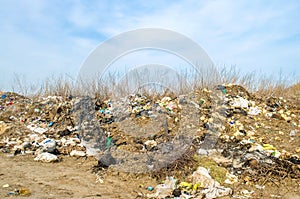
left=0, top=0, right=299, bottom=90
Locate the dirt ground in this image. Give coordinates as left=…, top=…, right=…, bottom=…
left=0, top=154, right=158, bottom=199
left=0, top=153, right=299, bottom=199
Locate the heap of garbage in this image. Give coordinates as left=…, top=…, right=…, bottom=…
left=0, top=84, right=299, bottom=198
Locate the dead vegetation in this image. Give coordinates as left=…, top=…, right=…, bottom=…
left=8, top=66, right=299, bottom=100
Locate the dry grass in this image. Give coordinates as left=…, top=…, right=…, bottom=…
left=286, top=81, right=300, bottom=98
left=10, top=65, right=299, bottom=99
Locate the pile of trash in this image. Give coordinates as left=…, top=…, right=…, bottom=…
left=147, top=167, right=232, bottom=199
left=0, top=83, right=299, bottom=198
left=0, top=92, right=85, bottom=162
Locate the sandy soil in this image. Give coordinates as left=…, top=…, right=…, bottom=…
left=0, top=154, right=158, bottom=199
left=1, top=153, right=299, bottom=199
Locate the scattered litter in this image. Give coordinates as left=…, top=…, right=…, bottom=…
left=7, top=187, right=31, bottom=196
left=290, top=130, right=298, bottom=137
left=70, top=150, right=86, bottom=157
left=248, top=107, right=261, bottom=116
left=255, top=184, right=265, bottom=190
left=34, top=152, right=58, bottom=163
left=230, top=97, right=249, bottom=109
left=48, top=121, right=55, bottom=127
left=144, top=140, right=157, bottom=150
left=240, top=189, right=254, bottom=197
left=192, top=166, right=232, bottom=199
left=147, top=177, right=177, bottom=199
left=147, top=186, right=154, bottom=191
left=39, top=138, right=57, bottom=153
left=2, top=184, right=9, bottom=188
left=27, top=125, right=48, bottom=134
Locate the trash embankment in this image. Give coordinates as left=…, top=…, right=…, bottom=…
left=0, top=84, right=299, bottom=198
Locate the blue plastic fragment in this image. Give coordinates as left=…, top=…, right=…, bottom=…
left=147, top=186, right=154, bottom=191
left=48, top=122, right=54, bottom=127
left=7, top=191, right=15, bottom=196
left=43, top=139, right=51, bottom=144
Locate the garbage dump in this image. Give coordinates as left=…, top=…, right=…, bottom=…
left=0, top=84, right=299, bottom=198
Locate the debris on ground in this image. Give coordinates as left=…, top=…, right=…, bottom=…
left=0, top=84, right=299, bottom=198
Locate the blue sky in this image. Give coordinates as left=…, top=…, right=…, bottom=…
left=0, top=0, right=299, bottom=91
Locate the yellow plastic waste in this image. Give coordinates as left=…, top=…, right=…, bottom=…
left=179, top=182, right=193, bottom=189
left=263, top=144, right=276, bottom=150
left=19, top=188, right=31, bottom=196
left=192, top=183, right=201, bottom=191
